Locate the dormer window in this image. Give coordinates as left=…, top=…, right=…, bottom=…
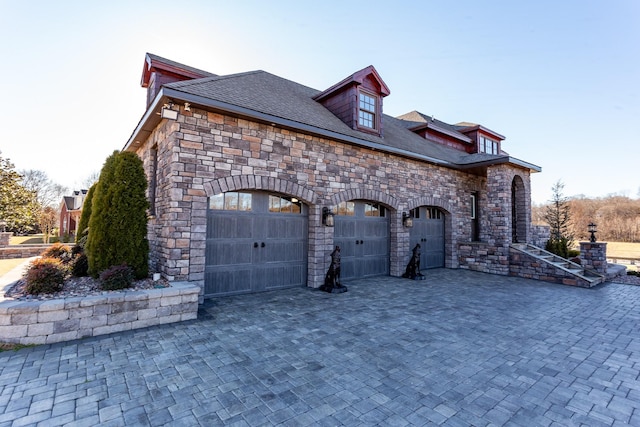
left=358, top=92, right=377, bottom=129
left=479, top=136, right=499, bottom=155
left=313, top=65, right=389, bottom=137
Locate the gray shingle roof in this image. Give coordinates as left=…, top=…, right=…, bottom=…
left=149, top=67, right=539, bottom=172
left=165, top=71, right=477, bottom=165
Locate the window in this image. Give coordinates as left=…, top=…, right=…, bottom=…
left=268, top=195, right=302, bottom=214
left=479, top=136, right=499, bottom=154
left=335, top=201, right=355, bottom=216
left=425, top=207, right=441, bottom=219
left=358, top=92, right=377, bottom=129
left=149, top=145, right=158, bottom=216
left=365, top=203, right=386, bottom=217
left=209, top=192, right=252, bottom=211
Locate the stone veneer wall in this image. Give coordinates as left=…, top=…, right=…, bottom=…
left=0, top=246, right=48, bottom=260
left=0, top=282, right=199, bottom=345
left=135, top=106, right=532, bottom=296
left=531, top=225, right=550, bottom=249
left=580, top=242, right=608, bottom=275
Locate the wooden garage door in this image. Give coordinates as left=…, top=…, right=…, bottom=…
left=205, top=192, right=308, bottom=297
left=409, top=206, right=445, bottom=269
left=333, top=201, right=390, bottom=281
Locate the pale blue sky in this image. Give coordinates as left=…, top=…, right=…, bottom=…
left=0, top=0, right=638, bottom=204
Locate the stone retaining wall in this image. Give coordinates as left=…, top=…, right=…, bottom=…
left=0, top=282, right=199, bottom=345
left=0, top=246, right=48, bottom=260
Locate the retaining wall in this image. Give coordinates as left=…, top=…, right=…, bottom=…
left=0, top=282, right=199, bottom=345
left=0, top=246, right=48, bottom=260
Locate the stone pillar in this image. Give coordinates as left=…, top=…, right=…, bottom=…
left=0, top=232, right=11, bottom=247
left=580, top=242, right=607, bottom=275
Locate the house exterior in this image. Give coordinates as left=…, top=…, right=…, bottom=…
left=123, top=53, right=541, bottom=300
left=59, top=189, right=87, bottom=239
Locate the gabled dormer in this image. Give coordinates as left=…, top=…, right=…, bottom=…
left=141, top=53, right=216, bottom=107
left=396, top=111, right=475, bottom=153
left=313, top=66, right=390, bottom=137
left=454, top=123, right=506, bottom=155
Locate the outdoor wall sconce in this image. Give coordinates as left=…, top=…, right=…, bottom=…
left=322, top=207, right=335, bottom=227
left=588, top=222, right=597, bottom=243
left=0, top=220, right=6, bottom=232
left=402, top=212, right=413, bottom=228
left=160, top=102, right=179, bottom=120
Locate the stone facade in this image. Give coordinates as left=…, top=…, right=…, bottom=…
left=136, top=106, right=533, bottom=297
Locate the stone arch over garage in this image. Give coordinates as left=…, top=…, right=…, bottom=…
left=327, top=186, right=400, bottom=210
left=204, top=175, right=319, bottom=205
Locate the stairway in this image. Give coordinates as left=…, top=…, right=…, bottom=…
left=510, top=243, right=605, bottom=288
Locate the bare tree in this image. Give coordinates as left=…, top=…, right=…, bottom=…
left=82, top=171, right=100, bottom=189
left=19, top=169, right=68, bottom=209
left=38, top=206, right=58, bottom=244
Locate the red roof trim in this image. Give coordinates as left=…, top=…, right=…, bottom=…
left=141, top=53, right=211, bottom=88
left=313, top=65, right=390, bottom=101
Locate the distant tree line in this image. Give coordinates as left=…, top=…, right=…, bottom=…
left=533, top=194, right=640, bottom=243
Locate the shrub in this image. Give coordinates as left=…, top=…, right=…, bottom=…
left=71, top=253, right=89, bottom=277
left=41, top=243, right=73, bottom=264
left=25, top=258, right=66, bottom=295
left=87, top=151, right=149, bottom=279
left=99, top=264, right=134, bottom=291
left=628, top=270, right=640, bottom=277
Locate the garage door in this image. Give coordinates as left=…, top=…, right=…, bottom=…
left=205, top=191, right=308, bottom=297
left=409, top=206, right=445, bottom=269
left=333, top=201, right=390, bottom=280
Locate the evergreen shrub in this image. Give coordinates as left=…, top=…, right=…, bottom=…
left=71, top=253, right=89, bottom=277
left=25, top=258, right=66, bottom=295
left=86, top=151, right=149, bottom=279
left=99, top=264, right=134, bottom=291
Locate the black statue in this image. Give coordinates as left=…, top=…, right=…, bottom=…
left=320, top=246, right=347, bottom=293
left=402, top=243, right=425, bottom=280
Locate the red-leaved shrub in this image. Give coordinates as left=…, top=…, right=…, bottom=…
left=25, top=258, right=66, bottom=295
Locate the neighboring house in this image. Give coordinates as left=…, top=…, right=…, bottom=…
left=59, top=189, right=87, bottom=239
left=123, top=53, right=541, bottom=299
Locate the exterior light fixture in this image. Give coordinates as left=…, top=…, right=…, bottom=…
left=160, top=102, right=178, bottom=120
left=322, top=207, right=335, bottom=227
left=588, top=222, right=597, bottom=243
left=402, top=212, right=413, bottom=228
left=0, top=220, right=6, bottom=232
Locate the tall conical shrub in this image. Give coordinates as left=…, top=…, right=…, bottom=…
left=75, top=183, right=96, bottom=246
left=86, top=150, right=149, bottom=279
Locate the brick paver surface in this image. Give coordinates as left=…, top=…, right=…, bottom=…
left=2, top=269, right=640, bottom=426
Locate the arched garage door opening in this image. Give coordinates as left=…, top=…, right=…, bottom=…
left=333, top=200, right=390, bottom=281
left=409, top=206, right=445, bottom=269
left=205, top=191, right=308, bottom=297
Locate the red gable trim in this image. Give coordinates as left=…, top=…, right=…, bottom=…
left=141, top=53, right=211, bottom=88
left=313, top=65, right=390, bottom=101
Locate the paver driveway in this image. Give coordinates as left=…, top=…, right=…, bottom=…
left=1, top=269, right=640, bottom=426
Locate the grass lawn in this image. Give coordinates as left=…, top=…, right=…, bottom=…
left=9, top=234, right=59, bottom=245
left=606, top=242, right=640, bottom=259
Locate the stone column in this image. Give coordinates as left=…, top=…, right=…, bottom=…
left=580, top=242, right=607, bottom=275
left=0, top=232, right=11, bottom=247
